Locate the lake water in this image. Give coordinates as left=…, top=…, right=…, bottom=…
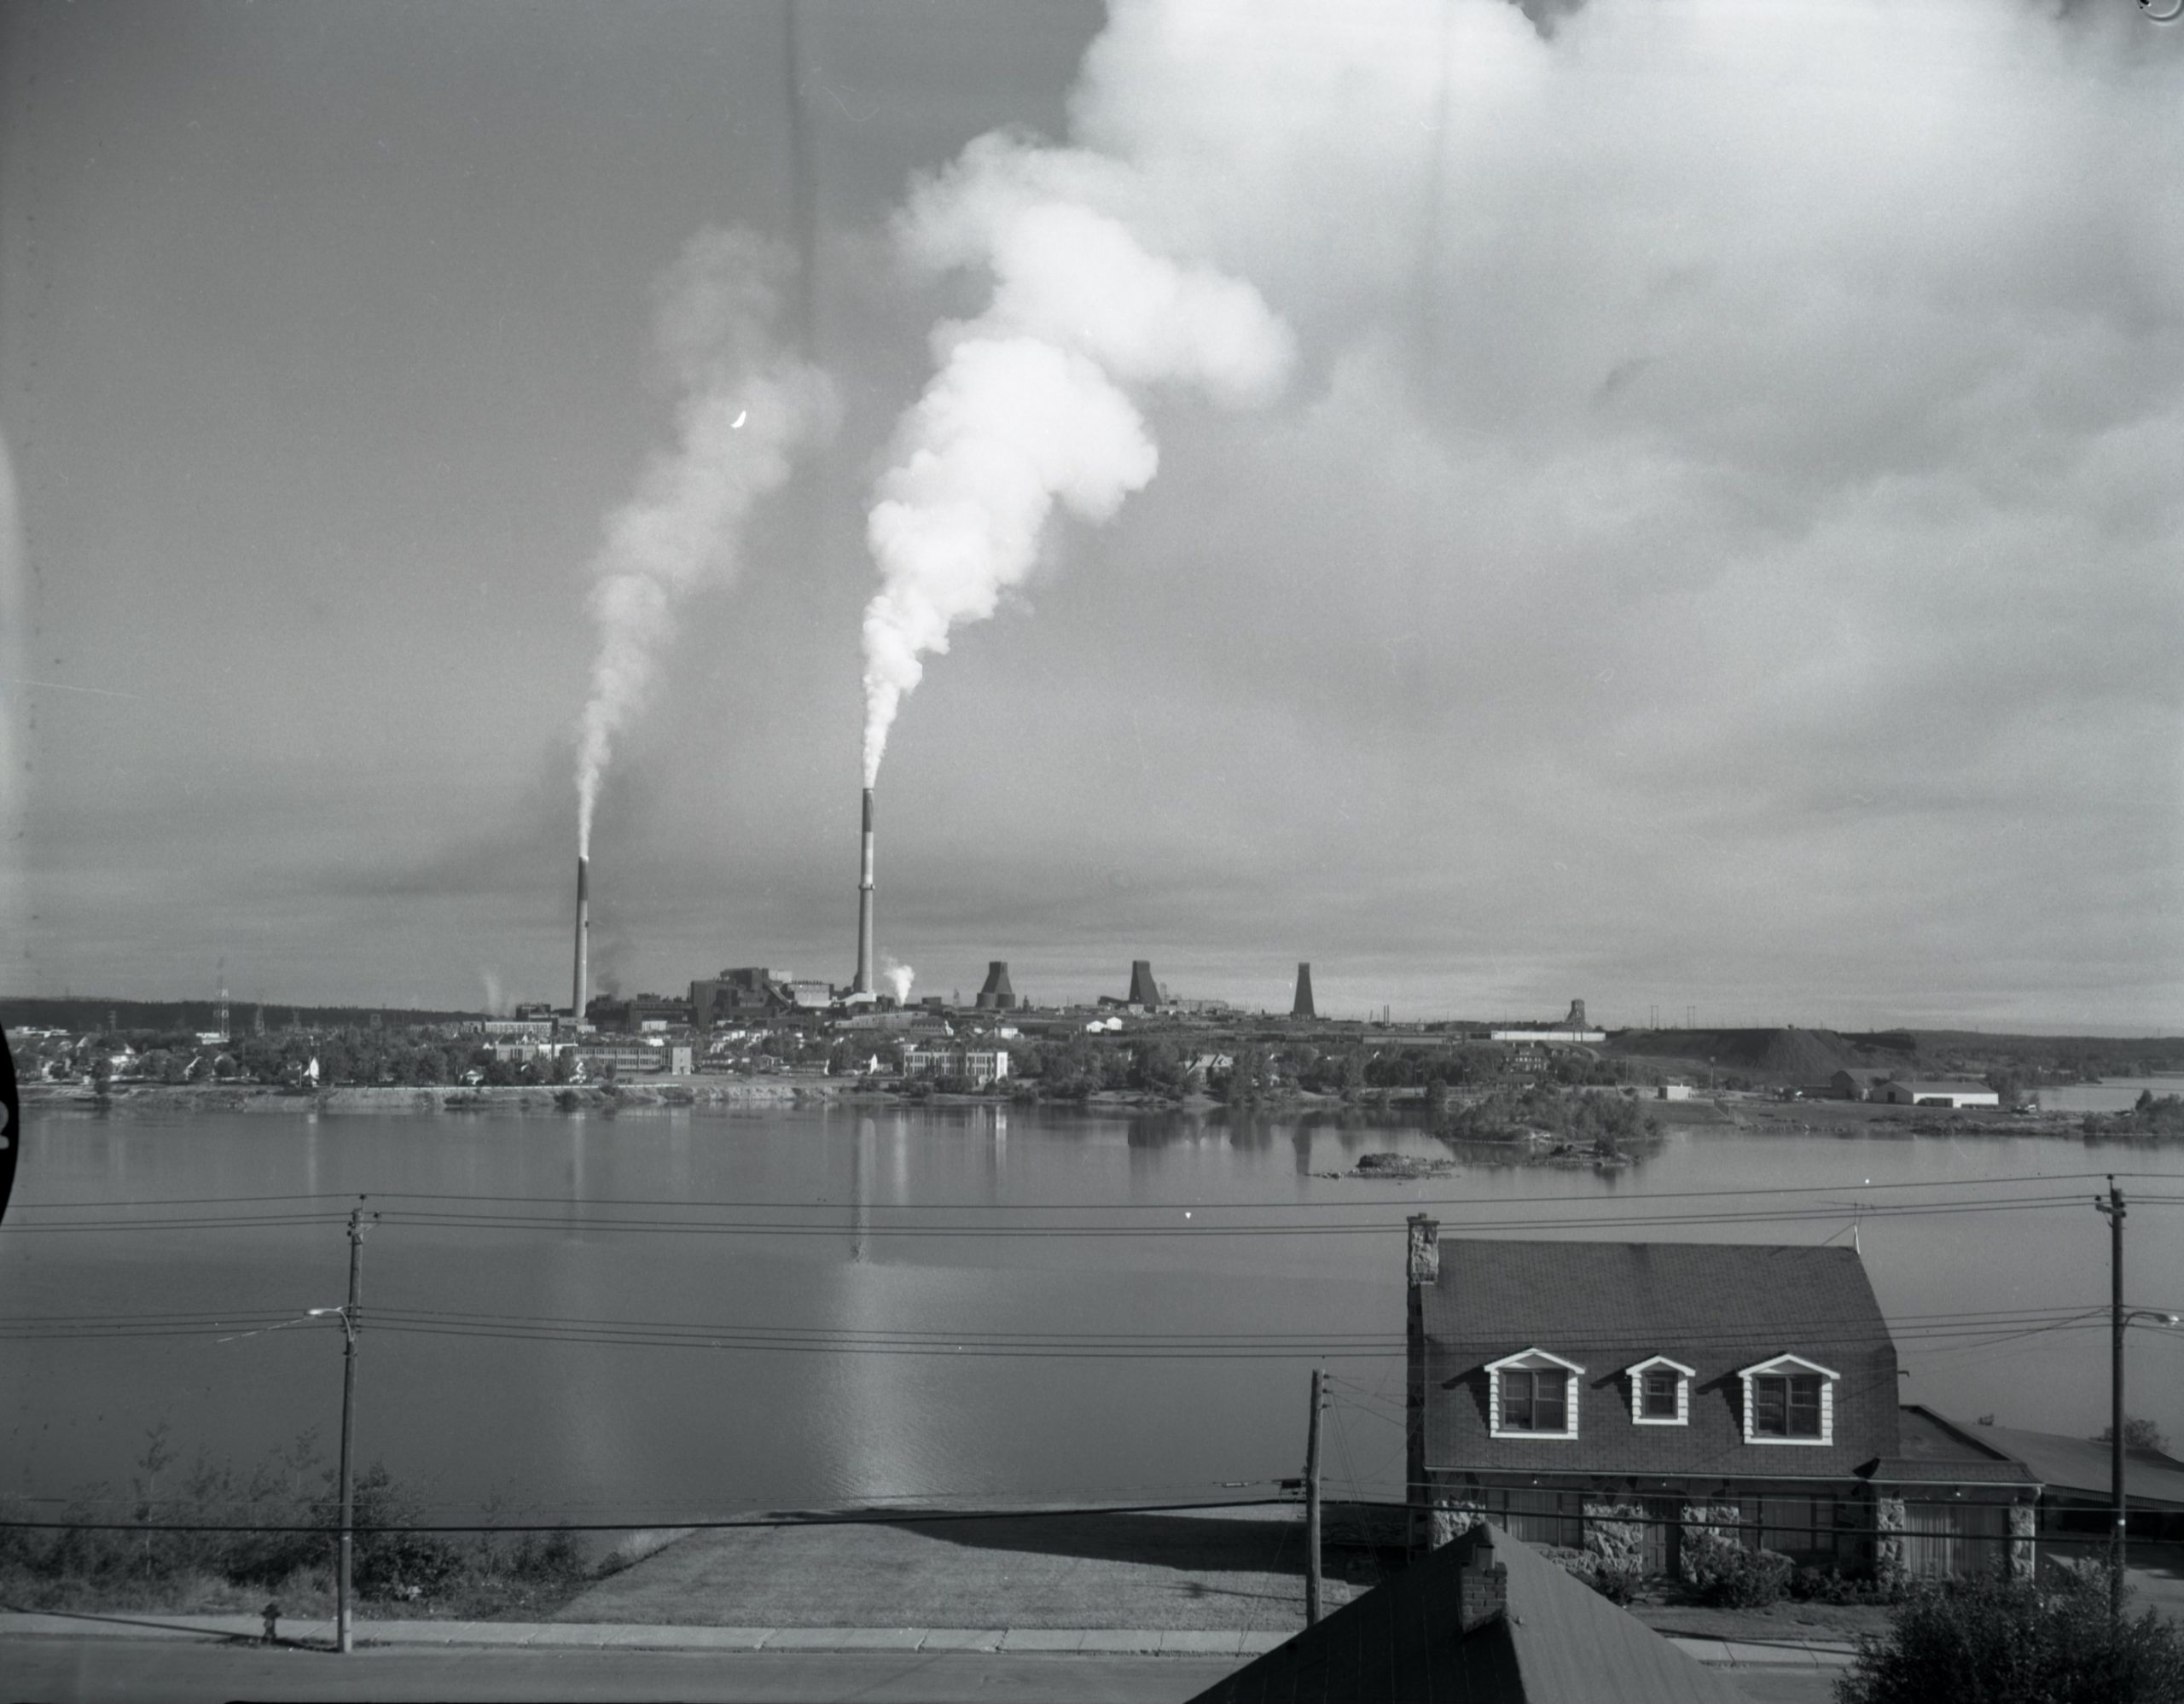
left=5, top=1104, right=2182, bottom=1532
left=2038, top=1076, right=2184, bottom=1114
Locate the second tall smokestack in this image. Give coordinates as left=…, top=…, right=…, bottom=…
left=572, top=856, right=590, bottom=1023
left=853, top=787, right=875, bottom=995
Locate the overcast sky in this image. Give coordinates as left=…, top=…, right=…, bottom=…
left=1, top=0, right=2179, bottom=1029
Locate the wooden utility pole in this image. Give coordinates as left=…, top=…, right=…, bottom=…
left=1304, top=1367, right=1325, bottom=1625
left=335, top=1207, right=369, bottom=1655
left=2098, top=1178, right=2125, bottom=1625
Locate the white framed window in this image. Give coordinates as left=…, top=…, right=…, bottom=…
left=1735, top=1354, right=1838, bottom=1445
left=1624, top=1355, right=1695, bottom=1427
left=1484, top=1348, right=1585, bottom=1440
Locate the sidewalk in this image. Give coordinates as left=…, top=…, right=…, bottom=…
left=0, top=1608, right=1856, bottom=1668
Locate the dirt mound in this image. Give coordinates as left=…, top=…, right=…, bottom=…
left=1751, top=1027, right=1862, bottom=1083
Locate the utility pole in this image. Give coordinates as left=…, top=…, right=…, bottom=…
left=334, top=1207, right=369, bottom=1654
left=1304, top=1368, right=1324, bottom=1625
left=2097, top=1178, right=2125, bottom=1625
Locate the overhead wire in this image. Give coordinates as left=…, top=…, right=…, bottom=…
left=6, top=1166, right=2154, bottom=1215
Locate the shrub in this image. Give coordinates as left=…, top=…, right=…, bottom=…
left=1683, top=1528, right=1792, bottom=1608
left=1581, top=1504, right=1649, bottom=1603
left=315, top=1464, right=460, bottom=1601
left=1790, top=1563, right=1901, bottom=1606
left=1837, top=1567, right=2184, bottom=1704
left=0, top=1428, right=576, bottom=1614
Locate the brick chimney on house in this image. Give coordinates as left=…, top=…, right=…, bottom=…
left=1407, top=1213, right=1440, bottom=1287
left=1407, top=1214, right=1440, bottom=1549
left=1454, top=1527, right=1510, bottom=1635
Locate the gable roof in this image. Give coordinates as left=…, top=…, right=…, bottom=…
left=1944, top=1417, right=2184, bottom=1507
left=1182, top=1523, right=1745, bottom=1704
left=1874, top=1406, right=2041, bottom=1487
left=1420, top=1240, right=1898, bottom=1474
left=1737, top=1352, right=1842, bottom=1380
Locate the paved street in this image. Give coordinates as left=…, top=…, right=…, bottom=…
left=2, top=1639, right=1236, bottom=1703
left=0, top=1608, right=1856, bottom=1704
left=2, top=1633, right=1848, bottom=1704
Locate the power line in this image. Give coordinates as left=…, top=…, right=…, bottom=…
left=10, top=1168, right=2145, bottom=1214
left=9, top=1309, right=2139, bottom=1360
left=0, top=1493, right=1300, bottom=1538
left=13, top=1180, right=2169, bottom=1240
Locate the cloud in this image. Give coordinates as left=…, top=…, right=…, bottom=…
left=941, top=0, right=2184, bottom=1021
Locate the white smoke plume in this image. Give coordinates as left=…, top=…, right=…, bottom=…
left=576, top=228, right=836, bottom=855
left=882, top=958, right=915, bottom=1003
left=859, top=135, right=1293, bottom=785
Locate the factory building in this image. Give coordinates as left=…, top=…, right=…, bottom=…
left=585, top=992, right=693, bottom=1033
left=1488, top=1001, right=1606, bottom=1044
left=689, top=968, right=781, bottom=1031
left=1875, top=1079, right=2000, bottom=1109
left=899, top=1044, right=1012, bottom=1088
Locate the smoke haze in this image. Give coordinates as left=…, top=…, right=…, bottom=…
left=576, top=229, right=835, bottom=854
left=859, top=136, right=1293, bottom=786
left=883, top=958, right=915, bottom=1003
left=0, top=431, right=24, bottom=952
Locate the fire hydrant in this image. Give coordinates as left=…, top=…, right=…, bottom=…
left=262, top=1602, right=280, bottom=1644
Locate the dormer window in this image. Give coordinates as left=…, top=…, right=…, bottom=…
left=1624, top=1355, right=1694, bottom=1426
left=1484, top=1348, right=1584, bottom=1439
left=1736, top=1354, right=1839, bottom=1445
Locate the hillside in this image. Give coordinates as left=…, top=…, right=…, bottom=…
left=0, top=997, right=485, bottom=1034
left=1606, top=1026, right=2184, bottom=1086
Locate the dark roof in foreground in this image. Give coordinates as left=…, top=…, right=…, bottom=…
left=1183, top=1524, right=1745, bottom=1704
left=1949, top=1418, right=2184, bottom=1508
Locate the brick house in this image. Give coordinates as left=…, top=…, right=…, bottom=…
left=1403, top=1218, right=2038, bottom=1580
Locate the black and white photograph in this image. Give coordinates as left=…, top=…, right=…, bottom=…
left=2, top=3, right=2181, bottom=1700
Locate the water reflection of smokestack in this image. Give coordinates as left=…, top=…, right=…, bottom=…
left=566, top=1120, right=588, bottom=1243
left=851, top=1114, right=874, bottom=1264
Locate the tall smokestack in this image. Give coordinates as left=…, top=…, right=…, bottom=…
left=853, top=787, right=875, bottom=995
left=572, top=856, right=590, bottom=1022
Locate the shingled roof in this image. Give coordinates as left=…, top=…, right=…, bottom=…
left=1420, top=1239, right=1899, bottom=1476
left=1183, top=1522, right=1746, bottom=1704
left=1955, top=1419, right=2184, bottom=1508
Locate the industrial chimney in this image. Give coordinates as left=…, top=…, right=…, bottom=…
left=1126, top=960, right=1160, bottom=1008
left=1292, top=962, right=1316, bottom=1020
left=572, top=856, right=590, bottom=1022
left=852, top=787, right=875, bottom=995
left=975, top=961, right=1016, bottom=1011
